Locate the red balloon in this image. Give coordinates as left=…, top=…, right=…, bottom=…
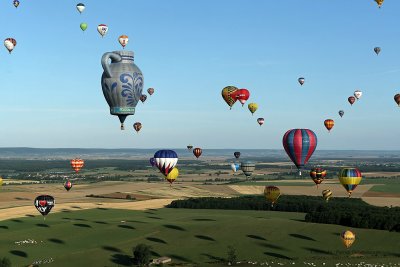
left=348, top=96, right=356, bottom=106
left=193, top=148, right=202, bottom=159
left=235, top=89, right=250, bottom=106
left=70, top=158, right=84, bottom=173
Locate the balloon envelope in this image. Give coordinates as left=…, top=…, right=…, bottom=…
left=118, top=35, right=129, bottom=48
left=154, top=150, right=178, bottom=176
left=4, top=38, right=16, bottom=53
left=375, top=0, right=384, bottom=8
left=166, top=167, right=179, bottom=184
left=234, top=152, right=240, bottom=159
left=221, top=86, right=239, bottom=109
left=147, top=88, right=154, bottom=95
left=339, top=168, right=362, bottom=197
left=310, top=167, right=326, bottom=186
left=339, top=110, right=344, bottom=118
left=13, top=0, right=19, bottom=8
left=298, top=77, right=305, bottom=85
left=133, top=122, right=142, bottom=133
left=354, top=90, right=362, bottom=100
left=264, top=186, right=280, bottom=207
left=34, top=195, right=55, bottom=216
left=64, top=180, right=72, bottom=191
left=236, top=88, right=250, bottom=106
left=149, top=157, right=156, bottom=167
left=241, top=161, right=255, bottom=177
left=394, top=94, right=400, bottom=106
left=374, top=47, right=381, bottom=55
left=76, top=3, right=85, bottom=13
left=71, top=158, right=84, bottom=173
left=97, top=24, right=108, bottom=37
left=348, top=96, right=356, bottom=105
left=257, top=118, right=264, bottom=126
left=187, top=145, right=193, bottom=151
left=248, top=103, right=258, bottom=115
left=324, top=119, right=334, bottom=132
left=341, top=230, right=355, bottom=248
left=322, top=189, right=332, bottom=202
left=193, top=148, right=202, bottom=158
left=80, top=23, right=88, bottom=31
left=231, top=163, right=240, bottom=172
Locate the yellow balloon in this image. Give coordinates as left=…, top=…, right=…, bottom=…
left=166, top=168, right=179, bottom=184
left=0, top=177, right=2, bottom=187
left=375, top=0, right=384, bottom=8
left=248, top=103, right=258, bottom=115
left=264, top=186, right=280, bottom=207
left=341, top=230, right=355, bottom=248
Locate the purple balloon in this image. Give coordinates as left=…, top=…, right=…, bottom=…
left=149, top=157, right=156, bottom=167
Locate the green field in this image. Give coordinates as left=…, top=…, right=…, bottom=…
left=363, top=178, right=400, bottom=194
left=232, top=181, right=314, bottom=186
left=0, top=208, right=399, bottom=267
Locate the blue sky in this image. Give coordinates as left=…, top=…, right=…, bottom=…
left=0, top=0, right=399, bottom=149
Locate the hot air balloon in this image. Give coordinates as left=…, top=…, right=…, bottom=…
left=64, top=180, right=72, bottom=191
left=76, top=3, right=85, bottom=13
left=97, top=24, right=108, bottom=37
left=241, top=161, right=255, bottom=177
left=80, top=23, right=88, bottom=31
left=70, top=158, right=84, bottom=173
left=394, top=94, right=400, bottom=106
left=310, top=167, right=327, bottom=188
left=0, top=177, right=3, bottom=188
left=339, top=168, right=362, bottom=197
left=348, top=96, right=356, bottom=106
left=248, top=103, right=258, bottom=115
left=264, top=186, right=280, bottom=207
left=339, top=110, right=344, bottom=118
left=324, top=119, right=334, bottom=132
left=282, top=129, right=317, bottom=175
left=4, top=38, right=16, bottom=54
left=298, top=77, right=305, bottom=86
left=322, top=189, right=332, bottom=202
left=221, top=86, right=239, bottom=109
left=354, top=90, right=362, bottom=100
left=193, top=148, right=202, bottom=159
left=101, top=50, right=143, bottom=130
left=154, top=150, right=178, bottom=176
left=234, top=152, right=241, bottom=159
left=133, top=122, right=142, bottom=133
left=147, top=88, right=154, bottom=96
left=140, top=94, right=147, bottom=103
left=374, top=47, right=381, bottom=55
left=13, top=0, right=19, bottom=8
left=166, top=167, right=179, bottom=185
left=118, top=35, right=129, bottom=48
left=187, top=145, right=193, bottom=151
left=257, top=118, right=264, bottom=126
left=236, top=88, right=250, bottom=106
left=34, top=195, right=55, bottom=218
left=149, top=157, right=156, bottom=167
left=231, top=163, right=240, bottom=172
left=375, top=0, right=384, bottom=8
left=341, top=230, right=355, bottom=248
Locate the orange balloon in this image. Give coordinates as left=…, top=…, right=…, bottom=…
left=324, top=119, right=334, bottom=132
left=70, top=158, right=84, bottom=173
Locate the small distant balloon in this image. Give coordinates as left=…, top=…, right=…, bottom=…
left=241, top=161, right=255, bottom=177
left=231, top=163, right=240, bottom=172
left=4, top=38, right=16, bottom=54
left=236, top=88, right=250, bottom=106
left=348, top=96, right=356, bottom=106
left=264, top=186, right=280, bottom=207
left=374, top=47, right=381, bottom=55
left=375, top=0, right=384, bottom=8
left=341, top=230, right=355, bottom=248
left=298, top=77, right=305, bottom=86
left=248, top=103, right=258, bottom=115
left=234, top=152, right=241, bottom=159
left=322, top=189, right=332, bottom=202
left=394, top=94, right=400, bottom=107
left=147, top=88, right=155, bottom=96
left=80, top=23, right=88, bottom=31
left=76, top=3, right=85, bottom=13
left=118, top=35, right=129, bottom=48
left=193, top=148, right=202, bottom=159
left=338, top=110, right=344, bottom=118
left=310, top=167, right=327, bottom=188
left=71, top=158, right=84, bottom=173
left=97, top=24, right=108, bottom=37
left=133, top=122, right=142, bottom=133
left=13, top=0, right=20, bottom=8
left=140, top=94, right=147, bottom=103
left=64, top=180, right=72, bottom=191
left=324, top=119, right=334, bottom=132
left=0, top=177, right=3, bottom=188
left=257, top=118, right=264, bottom=126
left=354, top=90, right=362, bottom=100
left=187, top=145, right=193, bottom=151
left=149, top=157, right=156, bottom=167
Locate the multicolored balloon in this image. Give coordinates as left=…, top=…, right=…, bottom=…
left=221, top=86, right=239, bottom=109
left=149, top=157, right=156, bottom=167
left=154, top=150, right=178, bottom=176
left=13, top=0, right=19, bottom=8
left=76, top=3, right=85, bottom=13
left=339, top=167, right=362, bottom=197
left=338, top=110, right=344, bottom=118
left=341, top=230, right=355, bottom=248
left=374, top=47, right=381, bottom=55
left=236, top=88, right=250, bottom=106
left=193, top=148, right=202, bottom=159
left=322, top=189, right=332, bottom=202
left=310, top=167, right=326, bottom=187
left=248, top=103, right=258, bottom=115
left=97, top=24, right=108, bottom=37
left=282, top=129, right=317, bottom=175
left=257, top=118, right=264, bottom=126
left=231, top=163, right=240, bottom=172
left=324, top=119, right=334, bottom=132
left=64, top=180, right=72, bottom=191
left=34, top=195, right=55, bottom=217
left=264, top=186, right=280, bottom=207
left=348, top=96, right=356, bottom=106
left=354, top=90, right=362, bottom=100
left=4, top=38, right=16, bottom=54
left=133, top=122, right=142, bottom=133
left=298, top=77, right=305, bottom=86
left=166, top=167, right=179, bottom=185
left=394, top=94, right=400, bottom=106
left=140, top=94, right=147, bottom=103
left=147, top=88, right=155, bottom=96
left=70, top=158, right=84, bottom=173
left=80, top=23, right=88, bottom=31
left=241, top=161, right=255, bottom=177
left=234, top=152, right=241, bottom=159
left=118, top=35, right=129, bottom=48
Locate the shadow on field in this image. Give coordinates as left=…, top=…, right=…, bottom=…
left=332, top=232, right=340, bottom=236
left=74, top=218, right=87, bottom=221
left=118, top=225, right=135, bottom=230
left=167, top=254, right=192, bottom=263
left=110, top=254, right=132, bottom=266
left=290, top=218, right=305, bottom=222
left=146, top=237, right=167, bottom=244
left=258, top=243, right=286, bottom=251
left=102, top=246, right=122, bottom=253
left=151, top=250, right=161, bottom=257
left=195, top=235, right=215, bottom=241
left=71, top=206, right=82, bottom=209
left=0, top=226, right=9, bottom=229
left=10, top=250, right=28, bottom=258
left=388, top=252, right=400, bottom=257
left=163, top=224, right=186, bottom=231
left=192, top=218, right=216, bottom=222
left=148, top=209, right=158, bottom=211
left=36, top=223, right=49, bottom=228
left=303, top=247, right=333, bottom=255
left=247, top=234, right=267, bottom=241
left=201, top=253, right=225, bottom=262
left=264, top=252, right=292, bottom=260
left=289, top=234, right=315, bottom=241
left=147, top=216, right=162, bottom=220
left=97, top=208, right=108, bottom=210
left=73, top=223, right=91, bottom=228
left=62, top=217, right=70, bottom=220
left=94, top=221, right=108, bottom=225
left=25, top=214, right=35, bottom=217
left=144, top=211, right=156, bottom=215
left=48, top=238, right=65, bottom=244
left=15, top=197, right=29, bottom=200
left=128, top=220, right=145, bottom=224
left=11, top=219, right=22, bottom=223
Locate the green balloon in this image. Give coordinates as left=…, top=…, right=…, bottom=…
left=80, top=23, right=88, bottom=31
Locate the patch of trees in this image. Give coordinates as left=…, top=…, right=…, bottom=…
left=166, top=195, right=400, bottom=232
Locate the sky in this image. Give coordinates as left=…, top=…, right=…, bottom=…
left=0, top=0, right=399, bottom=150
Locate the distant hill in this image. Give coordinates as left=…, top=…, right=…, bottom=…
left=0, top=147, right=398, bottom=160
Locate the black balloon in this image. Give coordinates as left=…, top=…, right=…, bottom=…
left=34, top=195, right=55, bottom=216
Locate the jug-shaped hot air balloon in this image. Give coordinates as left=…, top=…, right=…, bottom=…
left=324, top=119, right=334, bottom=132
left=147, top=88, right=154, bottom=96
left=339, top=168, right=362, bottom=197
left=4, top=38, right=16, bottom=54
left=13, top=0, right=19, bottom=8
left=322, top=189, right=332, bottom=202
left=264, top=186, right=280, bottom=207
left=97, top=24, right=108, bottom=37
left=118, top=35, right=129, bottom=48
left=154, top=150, right=178, bottom=176
left=80, top=23, right=87, bottom=31
left=338, top=110, right=344, bottom=118
left=234, top=152, right=241, bottom=159
left=282, top=129, right=317, bottom=175
left=222, top=86, right=239, bottom=109
left=394, top=94, right=400, bottom=106
left=76, top=3, right=85, bottom=13
left=187, top=145, right=193, bottom=151
left=375, top=0, right=384, bottom=8
left=149, top=157, right=156, bottom=167
left=241, top=161, right=255, bottom=177
left=341, top=230, right=355, bottom=248
left=140, top=94, right=147, bottom=103
left=64, top=180, right=72, bottom=191
left=166, top=167, right=179, bottom=185
left=71, top=158, right=84, bottom=173
left=101, top=50, right=143, bottom=130
left=310, top=167, right=326, bottom=188
left=231, top=163, right=240, bottom=172
left=34, top=195, right=55, bottom=218
left=374, top=47, right=381, bottom=55
left=348, top=96, right=356, bottom=106
left=298, top=77, right=305, bottom=86
left=354, top=90, right=362, bottom=100
left=133, top=122, right=142, bottom=133
left=257, top=118, right=264, bottom=126
left=248, top=103, right=258, bottom=115
left=236, top=88, right=250, bottom=106
left=193, top=148, right=202, bottom=159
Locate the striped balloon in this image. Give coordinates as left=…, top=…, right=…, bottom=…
left=324, top=119, right=334, bottom=132
left=70, top=158, right=84, bottom=173
left=282, top=129, right=317, bottom=175
left=338, top=168, right=362, bottom=197
left=154, top=150, right=178, bottom=177
left=241, top=161, right=255, bottom=177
